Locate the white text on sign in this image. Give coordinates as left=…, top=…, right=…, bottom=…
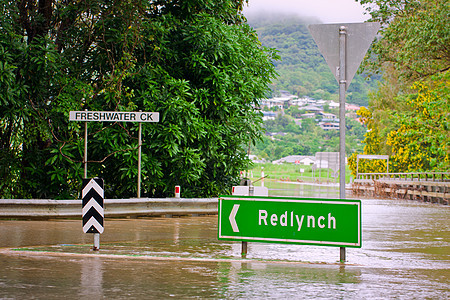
left=258, top=210, right=336, bottom=231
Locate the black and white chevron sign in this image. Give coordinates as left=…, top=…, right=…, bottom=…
left=82, top=178, right=104, bottom=234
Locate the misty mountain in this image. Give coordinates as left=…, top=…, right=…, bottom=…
left=247, top=13, right=379, bottom=106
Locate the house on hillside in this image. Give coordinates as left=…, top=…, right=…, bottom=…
left=319, top=112, right=337, bottom=120
left=303, top=105, right=323, bottom=113
left=260, top=94, right=298, bottom=110
left=345, top=104, right=361, bottom=119
left=329, top=101, right=339, bottom=108
left=260, top=98, right=285, bottom=110
left=316, top=99, right=327, bottom=105
left=291, top=98, right=308, bottom=106
left=262, top=111, right=276, bottom=120
left=319, top=122, right=339, bottom=130
left=301, top=113, right=315, bottom=119
left=345, top=103, right=360, bottom=111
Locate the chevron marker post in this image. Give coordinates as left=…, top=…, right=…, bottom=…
left=82, top=178, right=104, bottom=250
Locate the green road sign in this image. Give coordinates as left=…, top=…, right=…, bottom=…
left=218, top=196, right=361, bottom=248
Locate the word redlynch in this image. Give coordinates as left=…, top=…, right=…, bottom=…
left=69, top=111, right=160, bottom=123
left=258, top=210, right=336, bottom=231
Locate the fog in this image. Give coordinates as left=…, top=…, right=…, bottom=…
left=243, top=0, right=370, bottom=24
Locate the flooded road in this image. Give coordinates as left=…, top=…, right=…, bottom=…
left=0, top=184, right=449, bottom=298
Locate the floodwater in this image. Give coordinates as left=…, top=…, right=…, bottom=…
left=1, top=183, right=449, bottom=299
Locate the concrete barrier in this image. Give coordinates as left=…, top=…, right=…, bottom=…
left=0, top=198, right=219, bottom=219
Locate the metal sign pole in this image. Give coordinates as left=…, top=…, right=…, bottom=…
left=339, top=25, right=347, bottom=262
left=84, top=110, right=88, bottom=179
left=241, top=181, right=254, bottom=257
left=137, top=120, right=142, bottom=198
left=339, top=26, right=347, bottom=200
left=93, top=232, right=100, bottom=250
left=309, top=22, right=380, bottom=263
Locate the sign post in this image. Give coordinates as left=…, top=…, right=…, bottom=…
left=84, top=118, right=88, bottom=178
left=69, top=110, right=160, bottom=197
left=339, top=26, right=348, bottom=262
left=308, top=22, right=380, bottom=261
left=218, top=196, right=361, bottom=252
left=137, top=111, right=143, bottom=198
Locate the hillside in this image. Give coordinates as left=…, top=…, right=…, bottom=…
left=247, top=14, right=379, bottom=107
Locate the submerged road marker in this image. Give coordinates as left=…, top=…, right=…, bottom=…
left=82, top=178, right=104, bottom=250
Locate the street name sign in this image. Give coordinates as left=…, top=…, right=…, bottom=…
left=218, top=196, right=361, bottom=248
left=82, top=178, right=104, bottom=234
left=69, top=110, right=160, bottom=195
left=69, top=111, right=159, bottom=122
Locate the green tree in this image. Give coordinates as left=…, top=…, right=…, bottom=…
left=359, top=0, right=449, bottom=83
left=0, top=0, right=278, bottom=199
left=386, top=72, right=449, bottom=172
left=349, top=0, right=449, bottom=175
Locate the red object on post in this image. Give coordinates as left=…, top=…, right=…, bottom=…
left=175, top=185, right=181, bottom=198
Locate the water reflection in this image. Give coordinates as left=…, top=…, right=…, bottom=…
left=0, top=253, right=365, bottom=299
left=217, top=262, right=361, bottom=299
left=80, top=257, right=103, bottom=298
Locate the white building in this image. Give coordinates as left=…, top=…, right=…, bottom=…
left=272, top=155, right=315, bottom=165
left=329, top=101, right=340, bottom=108
left=316, top=99, right=327, bottom=105
left=319, top=122, right=339, bottom=130
left=260, top=98, right=285, bottom=110
left=301, top=113, right=316, bottom=119
left=320, top=112, right=338, bottom=120
left=299, top=157, right=315, bottom=165
left=262, top=111, right=276, bottom=120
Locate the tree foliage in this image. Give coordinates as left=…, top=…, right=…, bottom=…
left=360, top=0, right=449, bottom=83
left=385, top=72, right=449, bottom=172
left=349, top=0, right=449, bottom=175
left=0, top=0, right=278, bottom=199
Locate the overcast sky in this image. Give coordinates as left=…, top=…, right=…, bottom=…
left=243, top=0, right=370, bottom=23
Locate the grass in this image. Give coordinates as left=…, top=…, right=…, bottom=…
left=246, top=163, right=352, bottom=184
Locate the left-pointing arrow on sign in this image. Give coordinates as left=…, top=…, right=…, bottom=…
left=229, top=204, right=240, bottom=232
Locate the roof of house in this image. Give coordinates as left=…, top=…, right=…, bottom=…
left=272, top=155, right=316, bottom=164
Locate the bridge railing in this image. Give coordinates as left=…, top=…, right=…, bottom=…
left=356, top=172, right=450, bottom=182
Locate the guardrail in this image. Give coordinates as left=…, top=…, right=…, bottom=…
left=356, top=172, right=450, bottom=182
left=0, top=198, right=219, bottom=219
left=352, top=172, right=449, bottom=204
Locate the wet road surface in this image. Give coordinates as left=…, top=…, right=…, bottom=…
left=0, top=197, right=449, bottom=299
